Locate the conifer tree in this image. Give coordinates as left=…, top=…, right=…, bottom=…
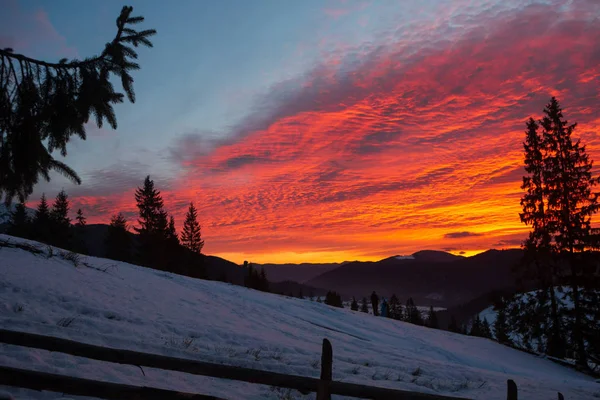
left=350, top=297, right=359, bottom=311
left=134, top=176, right=168, bottom=268
left=427, top=306, right=439, bottom=329
left=32, top=194, right=51, bottom=243
left=8, top=201, right=30, bottom=238
left=316, top=296, right=322, bottom=303
left=405, top=298, right=422, bottom=325
left=167, top=215, right=179, bottom=244
left=0, top=7, right=156, bottom=204
left=494, top=306, right=512, bottom=345
left=50, top=190, right=72, bottom=248
left=388, top=294, right=402, bottom=320
left=512, top=98, right=600, bottom=365
left=105, top=213, right=131, bottom=263
left=469, top=315, right=482, bottom=337
left=73, top=208, right=88, bottom=254
left=360, top=297, right=369, bottom=313
left=181, top=202, right=204, bottom=253
left=481, top=318, right=492, bottom=339
left=75, top=209, right=86, bottom=227
left=540, top=98, right=599, bottom=367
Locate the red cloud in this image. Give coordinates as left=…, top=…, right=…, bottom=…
left=74, top=1, right=600, bottom=263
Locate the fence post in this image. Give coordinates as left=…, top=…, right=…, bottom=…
left=316, top=339, right=332, bottom=400
left=558, top=393, right=564, bottom=400
left=507, top=379, right=517, bottom=400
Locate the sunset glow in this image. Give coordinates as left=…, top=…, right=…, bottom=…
left=5, top=0, right=599, bottom=264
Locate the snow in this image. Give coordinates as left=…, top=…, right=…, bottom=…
left=395, top=255, right=415, bottom=260
left=0, top=234, right=598, bottom=400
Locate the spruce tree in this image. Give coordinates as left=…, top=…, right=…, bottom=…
left=481, top=318, right=492, bottom=339
left=470, top=315, right=482, bottom=337
left=405, top=298, right=422, bottom=325
left=75, top=209, right=86, bottom=227
left=134, top=176, right=168, bottom=268
left=105, top=213, right=131, bottom=263
left=181, top=202, right=204, bottom=253
left=540, top=98, right=600, bottom=367
left=351, top=297, right=359, bottom=311
left=513, top=115, right=565, bottom=358
left=388, top=294, right=402, bottom=320
left=32, top=194, right=51, bottom=243
left=167, top=215, right=179, bottom=244
left=427, top=306, right=439, bottom=329
left=50, top=190, right=72, bottom=249
left=494, top=306, right=512, bottom=345
left=7, top=201, right=30, bottom=238
left=0, top=7, right=156, bottom=204
left=360, top=297, right=369, bottom=313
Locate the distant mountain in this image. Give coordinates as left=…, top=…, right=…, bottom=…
left=256, top=262, right=342, bottom=283
left=73, top=224, right=328, bottom=297
left=306, top=249, right=523, bottom=308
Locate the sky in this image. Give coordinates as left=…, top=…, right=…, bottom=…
left=1, top=0, right=599, bottom=264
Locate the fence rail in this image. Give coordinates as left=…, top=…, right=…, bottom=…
left=0, top=329, right=564, bottom=399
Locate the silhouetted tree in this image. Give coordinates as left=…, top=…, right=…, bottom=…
left=75, top=209, right=86, bottom=227
left=325, top=291, right=343, bottom=308
left=371, top=291, right=380, bottom=316
left=73, top=208, right=88, bottom=255
left=481, top=318, right=492, bottom=339
left=470, top=314, right=482, bottom=337
left=134, top=176, right=168, bottom=268
left=541, top=98, right=599, bottom=367
left=0, top=7, right=156, bottom=204
left=7, top=201, right=30, bottom=238
left=181, top=202, right=204, bottom=253
left=298, top=289, right=304, bottom=299
left=32, top=194, right=51, bottom=243
left=360, top=297, right=369, bottom=313
left=388, top=294, right=402, bottom=320
left=427, top=306, right=439, bottom=329
left=511, top=98, right=600, bottom=365
left=316, top=296, right=322, bottom=303
left=105, top=213, right=131, bottom=263
left=405, top=298, right=422, bottom=325
left=50, top=190, right=71, bottom=248
left=350, top=297, right=359, bottom=311
left=511, top=115, right=564, bottom=358
left=494, top=306, right=512, bottom=345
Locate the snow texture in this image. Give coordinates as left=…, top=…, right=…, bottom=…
left=0, top=235, right=598, bottom=400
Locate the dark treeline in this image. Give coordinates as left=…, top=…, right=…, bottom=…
left=7, top=175, right=208, bottom=279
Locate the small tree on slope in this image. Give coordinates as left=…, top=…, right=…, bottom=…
left=181, top=202, right=204, bottom=253
left=8, top=201, right=30, bottom=238
left=134, top=176, right=169, bottom=269
left=32, top=194, right=51, bottom=243
left=50, top=190, right=72, bottom=249
left=360, top=297, right=369, bottom=313
left=351, top=297, right=359, bottom=311
left=105, top=213, right=131, bottom=263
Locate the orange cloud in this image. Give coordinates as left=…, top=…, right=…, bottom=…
left=71, top=1, right=600, bottom=264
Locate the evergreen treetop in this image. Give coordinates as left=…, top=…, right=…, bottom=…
left=0, top=6, right=156, bottom=204
left=181, top=202, right=204, bottom=253
left=75, top=208, right=86, bottom=227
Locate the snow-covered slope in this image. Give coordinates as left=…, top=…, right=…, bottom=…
left=0, top=235, right=597, bottom=400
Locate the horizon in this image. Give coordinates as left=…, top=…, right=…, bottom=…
left=1, top=0, right=599, bottom=264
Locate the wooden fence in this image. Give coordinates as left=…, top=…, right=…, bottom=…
left=0, top=329, right=564, bottom=399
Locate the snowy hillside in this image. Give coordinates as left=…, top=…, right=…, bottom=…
left=0, top=234, right=598, bottom=400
